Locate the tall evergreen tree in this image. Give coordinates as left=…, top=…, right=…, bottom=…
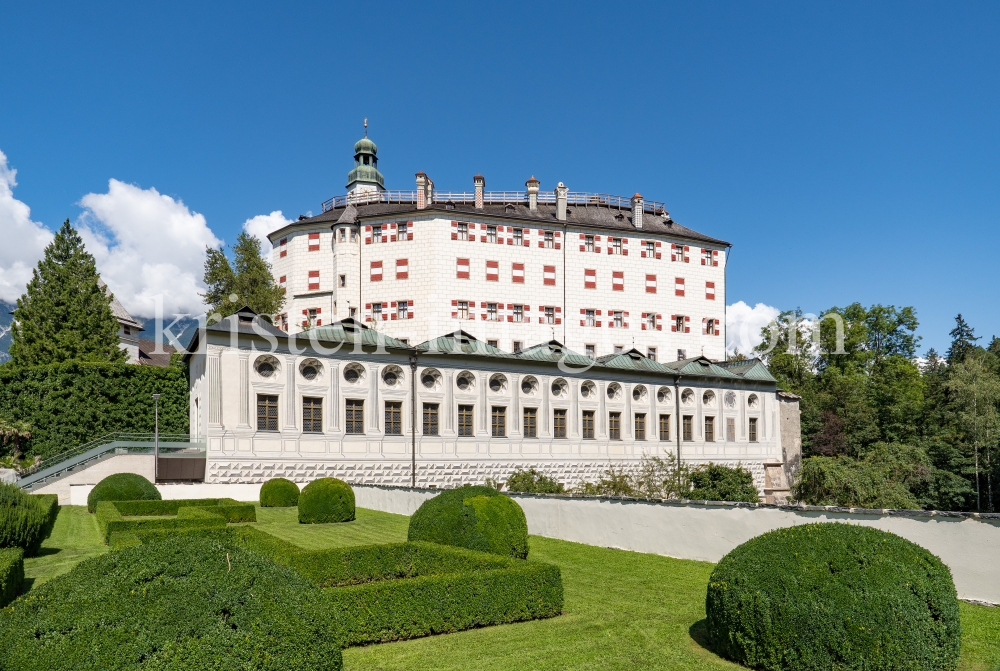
left=947, top=314, right=980, bottom=363
left=202, top=232, right=285, bottom=323
left=9, top=220, right=126, bottom=366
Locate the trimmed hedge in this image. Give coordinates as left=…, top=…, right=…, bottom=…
left=0, top=361, right=188, bottom=459
left=0, top=535, right=343, bottom=670
left=94, top=499, right=254, bottom=543
left=0, top=483, right=54, bottom=556
left=31, top=493, right=59, bottom=540
left=109, top=497, right=243, bottom=516
left=121, top=526, right=564, bottom=647
left=298, top=477, right=355, bottom=523
left=96, top=501, right=226, bottom=542
left=260, top=477, right=300, bottom=507
left=87, top=472, right=160, bottom=513
left=408, top=485, right=529, bottom=559
left=0, top=547, right=24, bottom=607
left=706, top=523, right=961, bottom=671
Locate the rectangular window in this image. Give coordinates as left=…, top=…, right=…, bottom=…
left=372, top=303, right=382, bottom=321
left=346, top=400, right=364, bottom=434
left=586, top=309, right=595, bottom=327
left=422, top=403, right=439, bottom=436
left=659, top=414, right=671, bottom=441
left=339, top=229, right=346, bottom=242
left=647, top=347, right=657, bottom=361
left=553, top=409, right=567, bottom=438
left=513, top=228, right=523, bottom=245
left=373, top=225, right=382, bottom=243
left=645, top=241, right=655, bottom=256
left=487, top=225, right=497, bottom=243
left=677, top=349, right=686, bottom=361
left=585, top=344, right=595, bottom=359
left=703, top=248, right=714, bottom=265
left=613, top=311, right=623, bottom=328
left=614, top=345, right=624, bottom=354
left=350, top=229, right=357, bottom=242
left=609, top=412, right=621, bottom=440
left=585, top=235, right=594, bottom=252
left=683, top=415, right=693, bottom=441
left=545, top=307, right=555, bottom=324
left=707, top=319, right=716, bottom=336
left=513, top=305, right=523, bottom=322
left=512, top=341, right=522, bottom=353
left=397, top=222, right=408, bottom=238
left=458, top=405, right=474, bottom=437
left=635, top=413, right=646, bottom=440
left=492, top=406, right=506, bottom=437
left=350, top=307, right=357, bottom=318
left=523, top=408, right=537, bottom=438
left=646, top=313, right=656, bottom=331
left=302, top=397, right=322, bottom=433
left=457, top=223, right=469, bottom=241
left=457, top=301, right=469, bottom=320
left=749, top=417, right=758, bottom=442
left=487, top=303, right=498, bottom=321
left=612, top=237, right=622, bottom=254
left=675, top=315, right=685, bottom=333
left=726, top=417, right=736, bottom=442
left=307, top=308, right=318, bottom=327
left=397, top=301, right=409, bottom=319
left=257, top=395, right=278, bottom=431
left=544, top=231, right=554, bottom=248
left=385, top=401, right=402, bottom=435
left=582, top=410, right=595, bottom=439
left=705, top=416, right=715, bottom=442
left=339, top=274, right=346, bottom=287
left=486, top=339, right=498, bottom=348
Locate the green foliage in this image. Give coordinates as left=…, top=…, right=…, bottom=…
left=0, top=361, right=188, bottom=459
left=9, top=220, right=127, bottom=366
left=203, top=231, right=285, bottom=323
left=706, top=523, right=961, bottom=671
left=0, top=547, right=23, bottom=607
left=95, top=498, right=253, bottom=543
left=107, top=498, right=232, bottom=516
left=0, top=483, right=54, bottom=556
left=31, top=493, right=59, bottom=540
left=793, top=442, right=932, bottom=509
left=260, top=477, right=300, bottom=507
left=298, top=477, right=355, bottom=524
left=0, top=535, right=343, bottom=670
left=505, top=468, right=565, bottom=494
left=408, top=485, right=529, bottom=559
left=87, top=472, right=160, bottom=513
left=688, top=464, right=760, bottom=502
left=947, top=314, right=981, bottom=364
left=575, top=463, right=638, bottom=497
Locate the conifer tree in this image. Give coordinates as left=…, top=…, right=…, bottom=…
left=202, top=232, right=284, bottom=323
left=9, top=220, right=126, bottom=366
left=947, top=314, right=980, bottom=363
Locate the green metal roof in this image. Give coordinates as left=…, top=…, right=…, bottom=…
left=301, top=320, right=410, bottom=349
left=513, top=340, right=594, bottom=367
left=661, top=356, right=741, bottom=379
left=415, top=331, right=517, bottom=358
left=595, top=349, right=677, bottom=373
left=716, top=359, right=777, bottom=382
left=354, top=137, right=377, bottom=155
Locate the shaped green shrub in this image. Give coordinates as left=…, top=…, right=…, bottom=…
left=0, top=547, right=24, bottom=607
left=298, top=477, right=355, bottom=523
left=408, top=485, right=529, bottom=559
left=0, top=535, right=343, bottom=670
left=30, top=494, right=59, bottom=540
left=706, top=523, right=961, bottom=671
left=688, top=463, right=760, bottom=503
left=260, top=477, right=300, bottom=507
left=86, top=472, right=160, bottom=513
left=0, top=483, right=52, bottom=556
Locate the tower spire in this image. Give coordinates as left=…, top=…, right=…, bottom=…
left=364, top=117, right=367, bottom=138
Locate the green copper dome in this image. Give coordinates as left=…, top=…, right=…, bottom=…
left=354, top=137, right=377, bottom=155
left=347, top=131, right=384, bottom=190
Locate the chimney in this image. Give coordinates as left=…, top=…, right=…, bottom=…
left=555, top=182, right=568, bottom=221
left=415, top=172, right=427, bottom=210
left=474, top=174, right=485, bottom=209
left=425, top=175, right=434, bottom=206
left=526, top=176, right=539, bottom=211
left=631, top=193, right=644, bottom=230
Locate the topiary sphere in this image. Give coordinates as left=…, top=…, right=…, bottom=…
left=297, top=478, right=355, bottom=524
left=87, top=473, right=160, bottom=514
left=706, top=523, right=961, bottom=671
left=407, top=485, right=529, bottom=559
left=260, top=478, right=300, bottom=507
left=0, top=484, right=50, bottom=557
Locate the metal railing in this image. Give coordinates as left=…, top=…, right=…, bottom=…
left=322, top=189, right=667, bottom=214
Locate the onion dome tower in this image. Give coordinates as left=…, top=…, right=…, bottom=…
left=346, top=118, right=385, bottom=198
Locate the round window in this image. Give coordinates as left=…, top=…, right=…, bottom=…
left=657, top=387, right=671, bottom=403
left=632, top=385, right=647, bottom=402
left=422, top=373, right=436, bottom=388
left=456, top=373, right=474, bottom=391
left=607, top=383, right=621, bottom=400
left=383, top=370, right=397, bottom=386
left=521, top=379, right=533, bottom=394
left=581, top=381, right=595, bottom=398
left=344, top=368, right=360, bottom=384
left=301, top=365, right=318, bottom=381
left=490, top=378, right=502, bottom=392
left=257, top=361, right=274, bottom=378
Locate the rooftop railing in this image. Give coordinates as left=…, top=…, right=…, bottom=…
left=321, top=190, right=667, bottom=215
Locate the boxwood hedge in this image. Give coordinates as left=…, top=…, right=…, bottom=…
left=0, top=547, right=23, bottom=607
left=0, top=484, right=55, bottom=556
left=0, top=535, right=343, bottom=670
left=86, top=472, right=160, bottom=513
left=95, top=498, right=254, bottom=543
left=260, top=477, right=300, bottom=507
left=298, top=477, right=355, bottom=523
left=706, top=522, right=961, bottom=671
left=408, top=484, right=529, bottom=559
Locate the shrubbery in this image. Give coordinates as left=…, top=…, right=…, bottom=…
left=793, top=443, right=931, bottom=509
left=575, top=457, right=761, bottom=502
left=96, top=498, right=254, bottom=543
left=505, top=468, right=566, bottom=494
left=0, top=535, right=343, bottom=670
left=408, top=485, right=529, bottom=559
left=688, top=464, right=760, bottom=503
left=706, top=523, right=961, bottom=671
left=260, top=477, right=300, bottom=507
left=298, top=477, right=355, bottom=523
left=0, top=547, right=24, bottom=607
left=0, top=483, right=55, bottom=556
left=87, top=472, right=160, bottom=513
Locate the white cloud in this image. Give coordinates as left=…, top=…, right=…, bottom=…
left=77, top=179, right=223, bottom=319
left=0, top=150, right=54, bottom=303
left=242, top=211, right=291, bottom=259
left=726, top=301, right=781, bottom=355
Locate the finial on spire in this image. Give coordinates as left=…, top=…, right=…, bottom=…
left=364, top=117, right=368, bottom=137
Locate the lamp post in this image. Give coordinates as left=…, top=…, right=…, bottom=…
left=152, top=394, right=161, bottom=482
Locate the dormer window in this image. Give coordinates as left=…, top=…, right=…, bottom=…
left=238, top=315, right=253, bottom=325
left=505, top=204, right=515, bottom=213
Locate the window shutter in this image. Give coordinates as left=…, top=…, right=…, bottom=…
left=408, top=221, right=414, bottom=240
left=713, top=250, right=719, bottom=266
left=451, top=221, right=457, bottom=240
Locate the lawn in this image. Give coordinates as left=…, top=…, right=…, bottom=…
left=20, top=504, right=1000, bottom=671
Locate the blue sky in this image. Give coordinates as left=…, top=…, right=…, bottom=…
left=0, top=1, right=997, bottom=353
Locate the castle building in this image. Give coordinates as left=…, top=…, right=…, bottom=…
left=186, top=129, right=799, bottom=499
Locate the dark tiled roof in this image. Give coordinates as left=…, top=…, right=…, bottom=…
left=137, top=339, right=176, bottom=367
left=271, top=202, right=729, bottom=246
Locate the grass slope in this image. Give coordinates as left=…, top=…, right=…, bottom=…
left=19, top=504, right=1000, bottom=670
